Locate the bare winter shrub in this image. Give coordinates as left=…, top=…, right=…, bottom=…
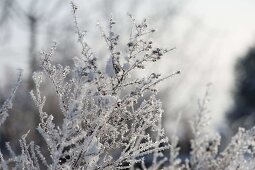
left=1, top=2, right=255, bottom=170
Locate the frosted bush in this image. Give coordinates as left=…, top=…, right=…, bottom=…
left=1, top=2, right=255, bottom=170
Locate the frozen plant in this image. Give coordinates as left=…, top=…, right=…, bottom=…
left=0, top=2, right=179, bottom=169
left=2, top=1, right=255, bottom=170
left=0, top=70, right=22, bottom=126
left=184, top=87, right=255, bottom=170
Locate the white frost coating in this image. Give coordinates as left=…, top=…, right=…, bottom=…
left=105, top=57, right=115, bottom=77
left=0, top=70, right=22, bottom=126
left=1, top=2, right=255, bottom=170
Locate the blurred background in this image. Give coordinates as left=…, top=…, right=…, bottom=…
left=1, top=0, right=255, bottom=158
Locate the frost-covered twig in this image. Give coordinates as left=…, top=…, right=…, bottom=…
left=0, top=70, right=22, bottom=126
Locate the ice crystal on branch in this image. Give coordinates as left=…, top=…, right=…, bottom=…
left=0, top=70, right=22, bottom=126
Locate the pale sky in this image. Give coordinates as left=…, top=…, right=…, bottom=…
left=184, top=0, right=255, bottom=128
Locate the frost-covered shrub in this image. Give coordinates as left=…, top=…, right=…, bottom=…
left=1, top=2, right=255, bottom=170
left=0, top=2, right=178, bottom=169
